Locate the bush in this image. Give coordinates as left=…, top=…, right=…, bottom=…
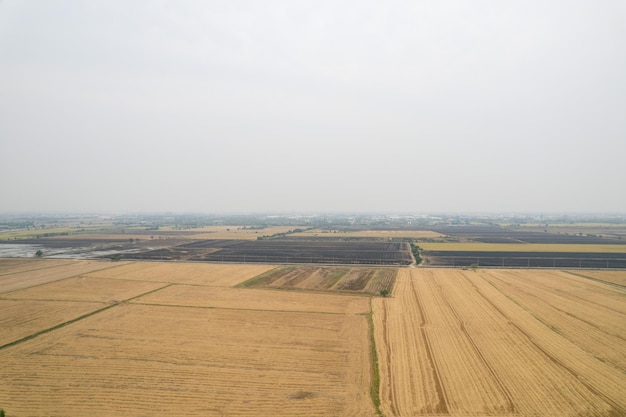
left=379, top=289, right=390, bottom=297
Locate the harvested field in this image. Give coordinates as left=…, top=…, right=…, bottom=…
left=0, top=259, right=121, bottom=293
left=0, top=302, right=375, bottom=416
left=239, top=265, right=397, bottom=295
left=0, top=259, right=376, bottom=416
left=373, top=268, right=626, bottom=416
left=3, top=276, right=166, bottom=303
left=135, top=285, right=370, bottom=315
left=84, top=261, right=277, bottom=286
left=568, top=269, right=626, bottom=287
left=0, top=258, right=74, bottom=275
left=0, top=299, right=104, bottom=347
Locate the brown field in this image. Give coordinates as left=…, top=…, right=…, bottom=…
left=0, top=258, right=74, bottom=275
left=568, top=269, right=626, bottom=286
left=0, top=259, right=123, bottom=293
left=135, top=285, right=370, bottom=315
left=84, top=261, right=277, bottom=286
left=3, top=258, right=625, bottom=416
left=0, top=259, right=376, bottom=416
left=4, top=275, right=167, bottom=303
left=239, top=265, right=397, bottom=295
left=0, top=299, right=104, bottom=347
left=373, top=268, right=626, bottom=416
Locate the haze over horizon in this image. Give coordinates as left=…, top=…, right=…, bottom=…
left=1, top=1, right=625, bottom=214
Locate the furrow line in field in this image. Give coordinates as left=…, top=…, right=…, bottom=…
left=432, top=278, right=517, bottom=414
left=410, top=276, right=450, bottom=415
left=468, top=272, right=626, bottom=415
left=488, top=272, right=626, bottom=343
left=563, top=270, right=626, bottom=289
left=0, top=283, right=173, bottom=351
left=0, top=260, right=75, bottom=276
left=494, top=269, right=626, bottom=316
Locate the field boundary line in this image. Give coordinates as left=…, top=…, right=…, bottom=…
left=0, top=259, right=75, bottom=276
left=0, top=283, right=173, bottom=351
left=130, top=301, right=349, bottom=316
left=0, top=261, right=136, bottom=296
left=0, top=303, right=117, bottom=350
left=562, top=270, right=626, bottom=290
left=433, top=279, right=517, bottom=413
left=502, top=270, right=626, bottom=316
left=486, top=271, right=626, bottom=345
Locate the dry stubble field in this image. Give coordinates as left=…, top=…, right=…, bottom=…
left=2, top=258, right=626, bottom=417
left=0, top=259, right=375, bottom=417
left=373, top=268, right=626, bottom=416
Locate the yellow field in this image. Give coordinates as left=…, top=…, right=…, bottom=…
left=183, top=225, right=306, bottom=240
left=291, top=229, right=443, bottom=239
left=2, top=259, right=625, bottom=416
left=135, top=285, right=370, bottom=315
left=568, top=269, right=626, bottom=286
left=84, top=261, right=277, bottom=286
left=0, top=258, right=75, bottom=275
left=419, top=242, right=626, bottom=253
left=0, top=259, right=123, bottom=293
left=373, top=268, right=626, bottom=416
left=0, top=259, right=376, bottom=416
left=0, top=300, right=104, bottom=346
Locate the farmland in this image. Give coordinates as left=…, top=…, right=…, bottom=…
left=238, top=265, right=397, bottom=295
left=2, top=258, right=626, bottom=416
left=0, top=259, right=376, bottom=416
left=373, top=268, right=626, bottom=416
left=120, top=239, right=413, bottom=265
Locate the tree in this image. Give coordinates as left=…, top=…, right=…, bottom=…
left=379, top=289, right=390, bottom=297
left=35, top=250, right=43, bottom=257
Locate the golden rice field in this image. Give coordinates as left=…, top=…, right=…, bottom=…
left=0, top=259, right=375, bottom=416
left=1, top=258, right=625, bottom=416
left=373, top=268, right=626, bottom=416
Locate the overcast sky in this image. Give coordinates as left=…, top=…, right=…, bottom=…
left=1, top=1, right=625, bottom=214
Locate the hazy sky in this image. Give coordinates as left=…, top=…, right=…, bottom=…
left=1, top=1, right=625, bottom=214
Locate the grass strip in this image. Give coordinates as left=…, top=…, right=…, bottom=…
left=0, top=303, right=117, bottom=350
left=368, top=298, right=384, bottom=416
left=0, top=283, right=173, bottom=351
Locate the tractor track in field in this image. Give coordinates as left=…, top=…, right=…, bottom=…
left=410, top=277, right=450, bottom=415
left=432, top=279, right=518, bottom=414
left=466, top=273, right=626, bottom=415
